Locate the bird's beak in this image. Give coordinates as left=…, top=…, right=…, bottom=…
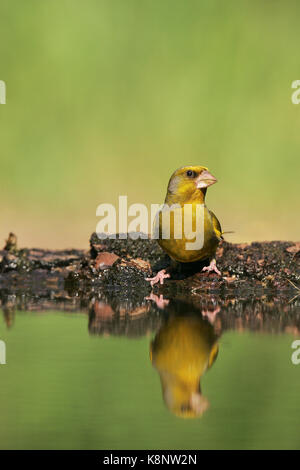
left=196, top=170, right=217, bottom=189
left=190, top=393, right=210, bottom=416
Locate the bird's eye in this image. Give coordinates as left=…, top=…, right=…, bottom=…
left=186, top=170, right=196, bottom=178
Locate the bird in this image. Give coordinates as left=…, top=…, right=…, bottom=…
left=146, top=165, right=222, bottom=285
left=150, top=309, right=219, bottom=418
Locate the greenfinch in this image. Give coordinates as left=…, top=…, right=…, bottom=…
left=147, top=165, right=222, bottom=285
left=150, top=310, right=219, bottom=418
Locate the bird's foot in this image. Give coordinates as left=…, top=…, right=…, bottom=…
left=202, top=259, right=221, bottom=276
left=145, top=293, right=169, bottom=309
left=146, top=269, right=170, bottom=286
left=201, top=306, right=221, bottom=324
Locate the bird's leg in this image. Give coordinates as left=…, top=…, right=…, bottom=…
left=202, top=258, right=221, bottom=276
left=145, top=292, right=169, bottom=309
left=201, top=305, right=221, bottom=324
left=146, top=269, right=171, bottom=286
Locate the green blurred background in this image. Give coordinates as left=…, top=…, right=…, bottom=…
left=0, top=0, right=299, bottom=249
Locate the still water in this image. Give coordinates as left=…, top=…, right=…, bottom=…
left=0, top=293, right=299, bottom=450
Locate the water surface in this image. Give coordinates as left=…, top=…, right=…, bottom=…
left=0, top=293, right=299, bottom=450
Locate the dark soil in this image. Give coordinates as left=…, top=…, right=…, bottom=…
left=1, top=232, right=299, bottom=295
left=0, top=232, right=300, bottom=335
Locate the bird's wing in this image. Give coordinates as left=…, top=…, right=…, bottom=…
left=149, top=341, right=153, bottom=363
left=209, top=210, right=223, bottom=240
left=208, top=343, right=219, bottom=369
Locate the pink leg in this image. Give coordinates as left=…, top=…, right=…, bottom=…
left=145, top=293, right=169, bottom=309
left=202, top=258, right=221, bottom=276
left=202, top=306, right=221, bottom=324
left=146, top=269, right=170, bottom=286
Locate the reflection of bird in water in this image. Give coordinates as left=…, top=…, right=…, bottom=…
left=150, top=303, right=219, bottom=418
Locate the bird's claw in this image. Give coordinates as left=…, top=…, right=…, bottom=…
left=202, top=260, right=221, bottom=276
left=146, top=269, right=170, bottom=286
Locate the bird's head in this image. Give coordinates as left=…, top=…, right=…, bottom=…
left=166, top=165, right=217, bottom=204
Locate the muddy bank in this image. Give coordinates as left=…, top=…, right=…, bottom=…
left=1, top=232, right=299, bottom=333
left=1, top=289, right=299, bottom=336
left=1, top=232, right=299, bottom=296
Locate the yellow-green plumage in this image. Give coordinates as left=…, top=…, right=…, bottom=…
left=147, top=165, right=222, bottom=285
left=150, top=313, right=219, bottom=418
left=157, top=165, right=222, bottom=263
